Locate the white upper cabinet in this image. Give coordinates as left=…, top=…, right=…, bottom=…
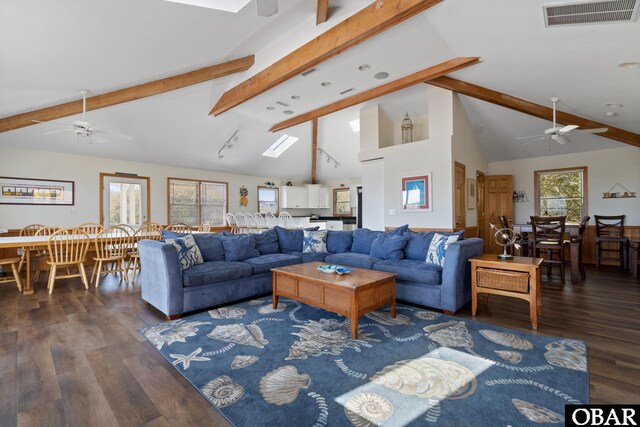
left=307, top=185, right=329, bottom=209
left=280, top=186, right=308, bottom=209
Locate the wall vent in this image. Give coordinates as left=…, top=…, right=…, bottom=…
left=339, top=88, right=356, bottom=95
left=300, top=68, right=317, bottom=77
left=543, top=0, right=639, bottom=26
left=275, top=101, right=290, bottom=107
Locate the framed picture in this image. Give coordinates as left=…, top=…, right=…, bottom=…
left=402, top=173, right=432, bottom=212
left=0, top=176, right=74, bottom=206
left=467, top=178, right=476, bottom=210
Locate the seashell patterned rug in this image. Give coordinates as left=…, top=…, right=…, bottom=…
left=139, top=298, right=588, bottom=426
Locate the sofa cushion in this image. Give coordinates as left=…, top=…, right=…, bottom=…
left=370, top=234, right=408, bottom=260
left=165, top=235, right=203, bottom=270
left=326, top=230, right=353, bottom=253
left=252, top=228, right=280, bottom=255
left=242, top=253, right=301, bottom=274
left=426, top=233, right=461, bottom=267
left=287, top=251, right=328, bottom=263
left=403, top=230, right=436, bottom=261
left=192, top=233, right=225, bottom=261
left=351, top=225, right=409, bottom=254
left=303, top=230, right=327, bottom=253
left=325, top=252, right=381, bottom=270
left=182, top=261, right=253, bottom=287
left=373, top=259, right=443, bottom=285
left=220, top=234, right=260, bottom=262
left=161, top=230, right=188, bottom=240
left=274, top=226, right=319, bottom=253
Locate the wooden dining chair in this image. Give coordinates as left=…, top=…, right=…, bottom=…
left=113, top=224, right=136, bottom=235
left=17, top=223, right=45, bottom=273
left=77, top=222, right=104, bottom=235
left=166, top=223, right=192, bottom=233
left=46, top=228, right=90, bottom=294
left=594, top=215, right=627, bottom=270
left=198, top=222, right=213, bottom=232
left=92, top=226, right=132, bottom=288
left=0, top=257, right=23, bottom=292
left=530, top=216, right=567, bottom=283
left=33, top=225, right=63, bottom=283
left=128, top=223, right=163, bottom=283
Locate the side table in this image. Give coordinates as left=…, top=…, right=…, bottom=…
left=470, top=254, right=544, bottom=329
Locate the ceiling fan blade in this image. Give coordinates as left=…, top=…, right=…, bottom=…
left=516, top=134, right=548, bottom=140
left=554, top=134, right=570, bottom=145
left=33, top=119, right=72, bottom=127
left=576, top=127, right=608, bottom=134
left=43, top=129, right=74, bottom=135
left=90, top=134, right=107, bottom=144
left=558, top=125, right=579, bottom=133
left=519, top=136, right=549, bottom=146
left=94, top=129, right=133, bottom=141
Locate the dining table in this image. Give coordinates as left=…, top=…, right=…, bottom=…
left=512, top=223, right=584, bottom=284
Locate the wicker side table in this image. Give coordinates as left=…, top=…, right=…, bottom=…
left=470, top=254, right=544, bottom=329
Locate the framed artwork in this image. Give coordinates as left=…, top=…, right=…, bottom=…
left=402, top=173, right=432, bottom=212
left=467, top=178, right=476, bottom=210
left=0, top=176, right=74, bottom=206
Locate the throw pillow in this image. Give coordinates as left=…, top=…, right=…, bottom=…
left=351, top=228, right=382, bottom=254
left=370, top=233, right=408, bottom=260
left=274, top=226, right=320, bottom=253
left=192, top=233, right=225, bottom=261
left=426, top=232, right=460, bottom=267
left=403, top=230, right=436, bottom=260
left=219, top=234, right=260, bottom=262
left=166, top=235, right=204, bottom=270
left=302, top=230, right=327, bottom=253
left=326, top=230, right=353, bottom=253
left=252, top=228, right=280, bottom=255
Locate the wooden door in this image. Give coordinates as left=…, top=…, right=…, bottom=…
left=476, top=171, right=485, bottom=241
left=454, top=162, right=466, bottom=231
left=485, top=175, right=513, bottom=254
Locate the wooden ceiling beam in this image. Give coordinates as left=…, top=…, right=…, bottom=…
left=0, top=55, right=255, bottom=133
left=427, top=76, right=640, bottom=148
left=316, top=0, right=329, bottom=25
left=210, top=0, right=444, bottom=116
left=269, top=57, right=480, bottom=132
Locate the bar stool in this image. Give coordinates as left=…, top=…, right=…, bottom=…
left=594, top=215, right=627, bottom=270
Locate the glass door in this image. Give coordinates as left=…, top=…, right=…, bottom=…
left=101, top=174, right=150, bottom=228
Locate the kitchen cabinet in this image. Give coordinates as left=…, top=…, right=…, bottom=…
left=306, top=185, right=330, bottom=209
left=280, top=186, right=308, bottom=209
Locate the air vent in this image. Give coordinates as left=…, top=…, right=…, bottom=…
left=543, top=0, right=639, bottom=26
left=339, top=88, right=356, bottom=95
left=275, top=101, right=290, bottom=107
left=300, top=68, right=317, bottom=77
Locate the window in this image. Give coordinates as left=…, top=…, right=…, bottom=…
left=257, top=186, right=279, bottom=215
left=535, top=167, right=587, bottom=224
left=168, top=178, right=227, bottom=226
left=100, top=173, right=150, bottom=228
left=333, top=188, right=351, bottom=216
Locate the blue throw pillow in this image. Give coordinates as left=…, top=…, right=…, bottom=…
left=219, top=234, right=260, bottom=262
left=403, top=230, right=436, bottom=261
left=326, top=230, right=353, bottom=253
left=426, top=232, right=460, bottom=267
left=370, top=234, right=408, bottom=260
left=303, top=230, right=327, bottom=253
left=192, top=233, right=225, bottom=261
left=253, top=229, right=280, bottom=255
left=387, top=224, right=410, bottom=236
left=351, top=228, right=383, bottom=254
left=274, top=226, right=319, bottom=253
left=165, top=235, right=204, bottom=270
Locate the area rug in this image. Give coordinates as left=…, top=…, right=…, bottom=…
left=140, top=298, right=588, bottom=426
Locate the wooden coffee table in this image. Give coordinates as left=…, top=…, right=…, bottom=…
left=271, top=262, right=397, bottom=338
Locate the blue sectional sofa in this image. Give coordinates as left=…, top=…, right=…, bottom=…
left=139, top=226, right=483, bottom=319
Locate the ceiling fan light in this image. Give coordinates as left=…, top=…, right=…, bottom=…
left=556, top=135, right=569, bottom=145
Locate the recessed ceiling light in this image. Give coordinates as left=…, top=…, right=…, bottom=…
left=619, top=62, right=640, bottom=69
left=605, top=103, right=623, bottom=108
left=262, top=135, right=299, bottom=158
left=291, top=95, right=300, bottom=100
left=374, top=72, right=389, bottom=80
left=321, top=82, right=332, bottom=87
left=358, top=64, right=370, bottom=71
left=283, top=110, right=294, bottom=115
left=605, top=111, right=617, bottom=116
left=266, top=106, right=275, bottom=110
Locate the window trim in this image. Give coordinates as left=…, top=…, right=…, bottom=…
left=534, top=166, right=588, bottom=224
left=257, top=186, right=279, bottom=215
left=167, top=177, right=228, bottom=226
left=333, top=187, right=352, bottom=217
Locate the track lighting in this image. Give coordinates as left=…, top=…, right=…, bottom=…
left=317, top=148, right=341, bottom=168
left=218, top=130, right=239, bottom=160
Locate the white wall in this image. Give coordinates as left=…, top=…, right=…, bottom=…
left=0, top=146, right=281, bottom=228
left=452, top=94, right=488, bottom=227
left=361, top=159, right=385, bottom=230
left=488, top=146, right=640, bottom=225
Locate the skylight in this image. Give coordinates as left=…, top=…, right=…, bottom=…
left=163, top=0, right=251, bottom=13
left=262, top=135, right=299, bottom=158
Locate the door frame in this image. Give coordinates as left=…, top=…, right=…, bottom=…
left=99, top=173, right=151, bottom=226
left=476, top=170, right=485, bottom=240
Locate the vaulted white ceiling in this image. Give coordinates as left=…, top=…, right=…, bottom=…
left=1, top=0, right=638, bottom=180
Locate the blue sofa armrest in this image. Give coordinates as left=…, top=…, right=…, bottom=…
left=139, top=240, right=184, bottom=317
left=440, top=237, right=484, bottom=313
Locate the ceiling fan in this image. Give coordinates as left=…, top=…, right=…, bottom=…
left=33, top=90, right=132, bottom=144
left=518, top=97, right=608, bottom=146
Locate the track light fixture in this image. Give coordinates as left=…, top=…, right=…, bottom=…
left=218, top=130, right=239, bottom=159
left=317, top=148, right=341, bottom=168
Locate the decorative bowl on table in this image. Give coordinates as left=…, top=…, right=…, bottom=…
left=316, top=265, right=352, bottom=275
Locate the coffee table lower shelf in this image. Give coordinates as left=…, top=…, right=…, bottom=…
left=271, top=263, right=397, bottom=338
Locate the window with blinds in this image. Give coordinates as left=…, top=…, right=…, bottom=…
left=168, top=178, right=227, bottom=226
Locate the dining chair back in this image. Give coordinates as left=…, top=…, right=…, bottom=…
left=254, top=213, right=267, bottom=230
left=278, top=211, right=293, bottom=229
left=46, top=228, right=90, bottom=294
left=78, top=222, right=104, bottom=235
left=244, top=213, right=257, bottom=233
left=128, top=223, right=163, bottom=283
left=594, top=215, right=627, bottom=269
left=166, top=223, right=192, bottom=233
left=113, top=224, right=136, bottom=235
left=198, top=222, right=213, bottom=232
left=17, top=223, right=47, bottom=273
left=92, top=226, right=132, bottom=288
left=530, top=215, right=567, bottom=283
left=235, top=213, right=247, bottom=233
left=36, top=225, right=63, bottom=236
left=265, top=212, right=278, bottom=228
left=0, top=257, right=23, bottom=292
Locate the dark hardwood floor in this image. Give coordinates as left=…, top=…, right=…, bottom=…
left=0, top=266, right=638, bottom=426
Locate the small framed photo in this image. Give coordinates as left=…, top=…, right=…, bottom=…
left=402, top=173, right=432, bottom=212
left=0, top=176, right=74, bottom=206
left=467, top=178, right=476, bottom=210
